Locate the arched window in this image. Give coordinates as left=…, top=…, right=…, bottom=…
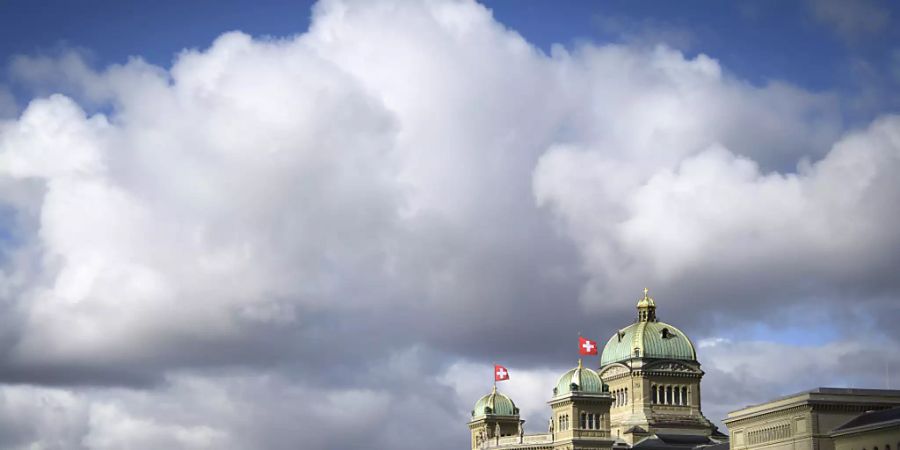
left=682, top=387, right=688, bottom=405
left=625, top=388, right=628, bottom=405
left=580, top=412, right=586, bottom=429
left=666, top=386, right=672, bottom=404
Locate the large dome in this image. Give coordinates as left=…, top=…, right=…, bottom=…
left=554, top=359, right=605, bottom=397
left=472, top=386, right=518, bottom=418
left=600, top=289, right=697, bottom=366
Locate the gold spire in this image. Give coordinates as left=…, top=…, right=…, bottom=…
left=637, top=287, right=657, bottom=322
left=578, top=358, right=583, bottom=369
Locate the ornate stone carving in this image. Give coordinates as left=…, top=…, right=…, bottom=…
left=601, top=365, right=629, bottom=377
left=648, top=362, right=696, bottom=373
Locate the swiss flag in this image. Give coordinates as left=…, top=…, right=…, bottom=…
left=579, top=336, right=598, bottom=355
left=494, top=364, right=510, bottom=381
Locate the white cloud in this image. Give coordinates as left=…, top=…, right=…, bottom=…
left=0, top=0, right=896, bottom=448
left=534, top=114, right=900, bottom=310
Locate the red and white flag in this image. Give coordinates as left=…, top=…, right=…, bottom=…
left=579, top=336, right=598, bottom=355
left=494, top=364, right=510, bottom=381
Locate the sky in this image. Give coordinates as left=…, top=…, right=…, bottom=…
left=0, top=0, right=899, bottom=448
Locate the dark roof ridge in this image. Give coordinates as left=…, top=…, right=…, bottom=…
left=832, top=406, right=900, bottom=432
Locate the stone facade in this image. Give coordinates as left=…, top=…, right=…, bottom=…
left=600, top=357, right=714, bottom=444
left=724, top=388, right=900, bottom=450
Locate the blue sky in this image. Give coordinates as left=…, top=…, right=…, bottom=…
left=2, top=0, right=899, bottom=121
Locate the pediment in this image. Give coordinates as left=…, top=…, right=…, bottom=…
left=599, top=364, right=630, bottom=378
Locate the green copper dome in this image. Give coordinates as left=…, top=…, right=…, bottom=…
left=600, top=289, right=697, bottom=366
left=554, top=360, right=605, bottom=397
left=472, top=386, right=518, bottom=417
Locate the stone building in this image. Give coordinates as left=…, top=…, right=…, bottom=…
left=599, top=289, right=720, bottom=445
left=724, top=388, right=900, bottom=450
left=467, top=289, right=726, bottom=450
left=830, top=407, right=900, bottom=450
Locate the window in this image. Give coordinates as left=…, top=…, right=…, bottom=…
left=666, top=386, right=672, bottom=404
left=580, top=413, right=586, bottom=429
left=682, top=387, right=688, bottom=405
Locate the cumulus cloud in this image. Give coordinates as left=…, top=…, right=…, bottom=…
left=0, top=0, right=896, bottom=448
left=534, top=114, right=900, bottom=321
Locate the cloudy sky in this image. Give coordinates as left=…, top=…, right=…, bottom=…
left=0, top=0, right=899, bottom=448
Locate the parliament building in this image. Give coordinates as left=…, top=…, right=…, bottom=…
left=466, top=289, right=900, bottom=450
left=468, top=289, right=726, bottom=450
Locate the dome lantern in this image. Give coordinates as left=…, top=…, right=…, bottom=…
left=637, top=287, right=657, bottom=322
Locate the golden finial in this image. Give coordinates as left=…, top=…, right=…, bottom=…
left=643, top=287, right=649, bottom=299
left=578, top=358, right=583, bottom=368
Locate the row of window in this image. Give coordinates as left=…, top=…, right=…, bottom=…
left=612, top=388, right=629, bottom=407
left=579, top=412, right=603, bottom=430
left=747, top=423, right=790, bottom=444
left=651, top=384, right=689, bottom=406
left=558, top=414, right=571, bottom=431
left=860, top=444, right=896, bottom=450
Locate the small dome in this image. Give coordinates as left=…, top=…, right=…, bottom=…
left=554, top=359, right=605, bottom=397
left=472, top=386, right=518, bottom=417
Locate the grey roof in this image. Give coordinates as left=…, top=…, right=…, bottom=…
left=631, top=434, right=714, bottom=450
left=734, top=387, right=900, bottom=411
left=833, top=406, right=900, bottom=432
left=696, top=443, right=729, bottom=450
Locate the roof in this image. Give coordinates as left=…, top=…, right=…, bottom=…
left=554, top=359, right=605, bottom=396
left=832, top=406, right=900, bottom=434
left=601, top=320, right=697, bottom=366
left=726, top=387, right=900, bottom=423
left=632, top=434, right=714, bottom=450
left=697, top=443, right=729, bottom=450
